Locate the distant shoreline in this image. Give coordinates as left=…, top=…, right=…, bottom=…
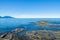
left=0, top=16, right=14, bottom=18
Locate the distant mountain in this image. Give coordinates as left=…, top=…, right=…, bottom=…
left=0, top=16, right=2, bottom=18
left=0, top=16, right=14, bottom=18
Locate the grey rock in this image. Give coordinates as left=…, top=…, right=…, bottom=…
left=0, top=28, right=24, bottom=40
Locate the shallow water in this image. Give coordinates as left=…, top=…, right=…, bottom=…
left=0, top=18, right=60, bottom=33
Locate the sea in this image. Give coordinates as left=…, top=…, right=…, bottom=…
left=0, top=18, right=60, bottom=34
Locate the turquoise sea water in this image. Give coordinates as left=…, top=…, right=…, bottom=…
left=0, top=18, right=60, bottom=33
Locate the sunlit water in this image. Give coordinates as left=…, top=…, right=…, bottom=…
left=0, top=18, right=60, bottom=33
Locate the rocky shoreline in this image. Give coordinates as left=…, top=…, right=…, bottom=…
left=0, top=28, right=60, bottom=40
left=0, top=28, right=24, bottom=40
left=0, top=21, right=60, bottom=40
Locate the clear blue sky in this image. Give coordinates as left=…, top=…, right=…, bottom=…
left=0, top=0, right=60, bottom=18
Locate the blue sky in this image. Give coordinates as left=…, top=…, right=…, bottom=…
left=0, top=0, right=60, bottom=18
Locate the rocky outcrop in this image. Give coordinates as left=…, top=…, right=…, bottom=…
left=32, top=20, right=60, bottom=27
left=0, top=29, right=60, bottom=40
left=32, top=20, right=51, bottom=27
left=12, top=28, right=24, bottom=33
left=0, top=28, right=24, bottom=40
left=24, top=30, right=60, bottom=40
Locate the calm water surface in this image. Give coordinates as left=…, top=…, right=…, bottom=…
left=0, top=18, right=60, bottom=33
